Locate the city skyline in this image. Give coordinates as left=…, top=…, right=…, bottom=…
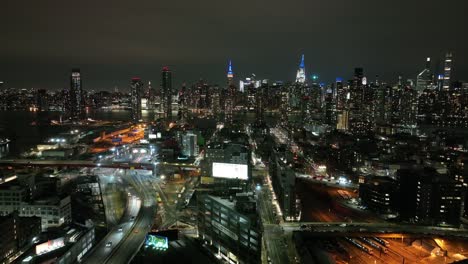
left=0, top=51, right=463, bottom=92
left=1, top=0, right=468, bottom=90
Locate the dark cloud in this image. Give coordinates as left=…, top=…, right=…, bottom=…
left=1, top=0, right=467, bottom=90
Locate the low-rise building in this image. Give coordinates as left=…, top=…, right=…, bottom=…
left=197, top=194, right=261, bottom=264
left=0, top=212, right=41, bottom=262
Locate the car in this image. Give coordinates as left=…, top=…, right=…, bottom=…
left=106, top=241, right=113, bottom=247
left=118, top=227, right=123, bottom=232
left=130, top=216, right=135, bottom=220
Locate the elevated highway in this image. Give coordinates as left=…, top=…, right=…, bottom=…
left=0, top=159, right=199, bottom=171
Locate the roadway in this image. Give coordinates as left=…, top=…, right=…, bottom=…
left=84, top=193, right=141, bottom=263
left=84, top=168, right=157, bottom=264
left=282, top=222, right=468, bottom=238
left=0, top=159, right=199, bottom=170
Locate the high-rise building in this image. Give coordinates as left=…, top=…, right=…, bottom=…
left=66, top=69, right=85, bottom=120
left=181, top=132, right=198, bottom=157
left=161, top=66, right=172, bottom=120
left=295, top=54, right=306, bottom=84
left=225, top=60, right=235, bottom=124
left=255, top=80, right=266, bottom=124
left=227, top=60, right=234, bottom=85
left=36, top=89, right=48, bottom=111
left=416, top=57, right=432, bottom=92
left=177, top=83, right=188, bottom=122
left=130, top=77, right=143, bottom=121
left=442, top=52, right=453, bottom=90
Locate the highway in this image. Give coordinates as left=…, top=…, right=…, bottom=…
left=0, top=159, right=199, bottom=170
left=84, top=167, right=157, bottom=264
left=84, top=194, right=141, bottom=263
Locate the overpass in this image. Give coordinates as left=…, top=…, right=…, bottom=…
left=281, top=222, right=468, bottom=239
left=0, top=159, right=199, bottom=171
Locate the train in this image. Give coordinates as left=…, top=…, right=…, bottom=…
left=360, top=238, right=388, bottom=253
left=373, top=237, right=390, bottom=247
left=344, top=237, right=373, bottom=255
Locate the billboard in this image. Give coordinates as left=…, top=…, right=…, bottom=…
left=144, top=234, right=168, bottom=250
left=35, top=237, right=65, bottom=255
left=212, top=163, right=248, bottom=180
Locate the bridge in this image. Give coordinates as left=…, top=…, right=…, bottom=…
left=281, top=222, right=468, bottom=238
left=0, top=159, right=199, bottom=171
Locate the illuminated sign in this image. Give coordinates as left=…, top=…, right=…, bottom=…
left=144, top=234, right=168, bottom=250
left=212, top=163, right=248, bottom=180
left=148, top=134, right=157, bottom=139
left=35, top=238, right=65, bottom=255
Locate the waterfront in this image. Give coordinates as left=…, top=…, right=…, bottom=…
left=0, top=110, right=138, bottom=156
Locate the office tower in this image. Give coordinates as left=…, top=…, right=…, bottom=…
left=349, top=68, right=372, bottom=134
left=181, top=132, right=198, bottom=157
left=130, top=77, right=143, bottom=121
left=255, top=81, right=266, bottom=123
left=146, top=81, right=155, bottom=110
left=211, top=85, right=221, bottom=118
left=66, top=69, right=85, bottom=120
left=36, top=89, right=48, bottom=111
left=178, top=83, right=188, bottom=122
left=416, top=57, right=432, bottom=92
left=279, top=85, right=290, bottom=125
left=161, top=66, right=172, bottom=120
left=443, top=52, right=453, bottom=90
left=335, top=78, right=346, bottom=111
left=323, top=85, right=336, bottom=126
left=295, top=54, right=306, bottom=84
left=225, top=60, right=235, bottom=124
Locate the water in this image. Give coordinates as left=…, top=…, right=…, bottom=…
left=0, top=110, right=140, bottom=157
left=0, top=109, right=278, bottom=157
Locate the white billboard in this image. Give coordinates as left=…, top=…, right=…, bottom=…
left=212, top=163, right=248, bottom=180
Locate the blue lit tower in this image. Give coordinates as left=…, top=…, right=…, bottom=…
left=295, top=54, right=306, bottom=84
left=227, top=60, right=234, bottom=85
left=225, top=60, right=235, bottom=124
left=130, top=77, right=143, bottom=121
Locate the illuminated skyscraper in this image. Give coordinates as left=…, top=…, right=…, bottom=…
left=225, top=60, right=235, bottom=124
left=66, top=69, right=85, bottom=120
left=161, top=66, right=172, bottom=119
left=130, top=77, right=143, bottom=121
left=416, top=57, right=432, bottom=92
left=177, top=83, right=188, bottom=122
left=227, top=60, right=234, bottom=85
left=442, top=52, right=453, bottom=90
left=295, top=54, right=306, bottom=84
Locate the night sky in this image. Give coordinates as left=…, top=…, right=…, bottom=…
left=1, top=0, right=467, bottom=91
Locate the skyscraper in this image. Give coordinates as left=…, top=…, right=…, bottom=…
left=178, top=83, right=188, bottom=123
left=442, top=52, right=453, bottom=90
left=295, top=54, right=306, bottom=84
left=416, top=57, right=432, bottom=92
left=227, top=60, right=234, bottom=85
left=130, top=77, right=143, bottom=121
left=225, top=60, right=235, bottom=124
left=161, top=66, right=172, bottom=119
left=67, top=69, right=85, bottom=120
